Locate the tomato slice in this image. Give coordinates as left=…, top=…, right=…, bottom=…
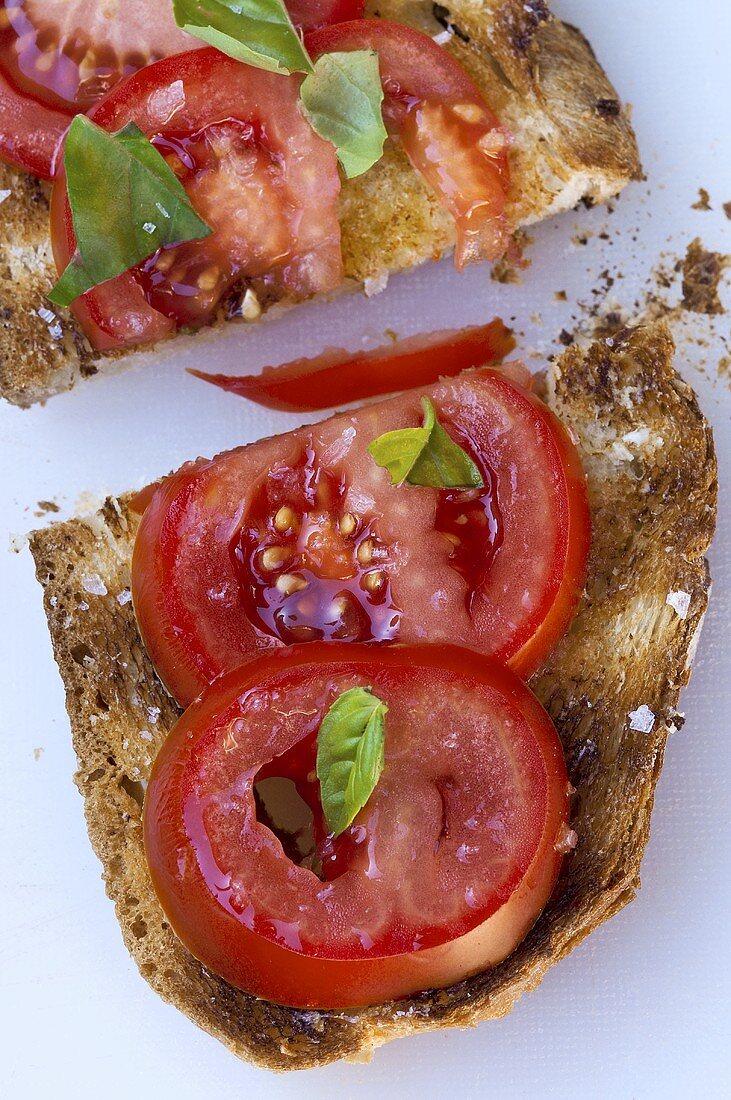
left=306, top=20, right=511, bottom=268
left=144, top=643, right=570, bottom=1009
left=50, top=48, right=343, bottom=351
left=0, top=0, right=194, bottom=178
left=188, top=319, right=517, bottom=412
left=0, top=1, right=364, bottom=179
left=132, top=367, right=590, bottom=707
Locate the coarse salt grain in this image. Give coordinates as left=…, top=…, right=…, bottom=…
left=666, top=590, right=691, bottom=619
left=82, top=573, right=108, bottom=596
left=628, top=704, right=655, bottom=733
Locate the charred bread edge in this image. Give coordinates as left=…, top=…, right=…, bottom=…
left=29, top=322, right=716, bottom=1070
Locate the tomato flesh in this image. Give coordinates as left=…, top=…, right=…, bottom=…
left=189, top=319, right=516, bottom=412
left=144, top=644, right=569, bottom=1008
left=50, top=49, right=342, bottom=350
left=306, top=20, right=511, bottom=267
left=132, top=368, right=590, bottom=707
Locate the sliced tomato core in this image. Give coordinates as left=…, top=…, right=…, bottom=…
left=306, top=20, right=511, bottom=267
left=132, top=368, right=590, bottom=707
left=232, top=444, right=402, bottom=644
left=50, top=49, right=342, bottom=350
left=189, top=319, right=516, bottom=412
left=144, top=644, right=570, bottom=1008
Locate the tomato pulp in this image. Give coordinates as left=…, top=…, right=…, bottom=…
left=307, top=20, right=512, bottom=267
left=50, top=49, right=343, bottom=350
left=132, top=368, right=590, bottom=706
left=189, top=319, right=517, bottom=412
left=144, top=644, right=570, bottom=1008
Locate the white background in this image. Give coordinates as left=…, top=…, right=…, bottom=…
left=1, top=2, right=729, bottom=1096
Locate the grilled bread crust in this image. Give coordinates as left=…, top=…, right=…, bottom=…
left=0, top=0, right=640, bottom=407
left=29, top=322, right=716, bottom=1070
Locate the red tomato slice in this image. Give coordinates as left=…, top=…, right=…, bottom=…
left=306, top=20, right=511, bottom=268
left=50, top=48, right=343, bottom=351
left=0, top=0, right=363, bottom=179
left=144, top=643, right=570, bottom=1008
left=188, top=319, right=517, bottom=412
left=132, top=367, right=590, bottom=707
left=0, top=0, right=193, bottom=178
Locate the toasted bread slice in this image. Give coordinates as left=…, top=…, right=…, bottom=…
left=0, top=0, right=640, bottom=408
left=29, top=321, right=716, bottom=1070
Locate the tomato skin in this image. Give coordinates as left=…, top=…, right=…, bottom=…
left=508, top=404, right=591, bottom=679
left=306, top=20, right=511, bottom=267
left=144, top=643, right=569, bottom=1009
left=288, top=0, right=365, bottom=29
left=50, top=48, right=342, bottom=350
left=0, top=67, right=68, bottom=179
left=132, top=368, right=590, bottom=707
left=188, top=320, right=516, bottom=412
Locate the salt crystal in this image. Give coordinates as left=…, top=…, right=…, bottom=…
left=82, top=573, right=107, bottom=596
left=36, top=306, right=63, bottom=341
left=666, top=590, right=691, bottom=619
left=364, top=272, right=389, bottom=298
left=142, top=222, right=156, bottom=234
left=0, top=189, right=11, bottom=203
left=628, top=704, right=655, bottom=733
left=116, top=588, right=132, bottom=606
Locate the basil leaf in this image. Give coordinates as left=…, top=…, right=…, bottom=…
left=300, top=51, right=387, bottom=178
left=368, top=397, right=484, bottom=488
left=172, top=0, right=312, bottom=75
left=49, top=118, right=211, bottom=308
left=316, top=687, right=387, bottom=837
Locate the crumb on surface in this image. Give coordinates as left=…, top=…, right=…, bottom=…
left=681, top=238, right=729, bottom=315
left=691, top=188, right=711, bottom=211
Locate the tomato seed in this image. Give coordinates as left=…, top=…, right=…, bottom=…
left=274, top=506, right=297, bottom=533
left=197, top=268, right=220, bottom=292
left=357, top=538, right=373, bottom=565
left=275, top=573, right=306, bottom=596
left=363, top=571, right=384, bottom=593
left=260, top=546, right=291, bottom=571
left=453, top=102, right=484, bottom=124
left=339, top=512, right=357, bottom=537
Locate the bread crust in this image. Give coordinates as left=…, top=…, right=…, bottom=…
left=29, top=322, right=715, bottom=1070
left=0, top=0, right=640, bottom=407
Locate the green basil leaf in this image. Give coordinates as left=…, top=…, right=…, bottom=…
left=300, top=50, right=387, bottom=178
left=172, top=0, right=312, bottom=75
left=49, top=117, right=211, bottom=308
left=316, top=686, right=387, bottom=837
left=368, top=396, right=484, bottom=488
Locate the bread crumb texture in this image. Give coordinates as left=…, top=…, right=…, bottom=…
left=30, top=322, right=715, bottom=1070
left=0, top=0, right=640, bottom=407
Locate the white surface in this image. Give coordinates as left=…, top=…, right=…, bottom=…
left=1, top=2, right=729, bottom=1097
